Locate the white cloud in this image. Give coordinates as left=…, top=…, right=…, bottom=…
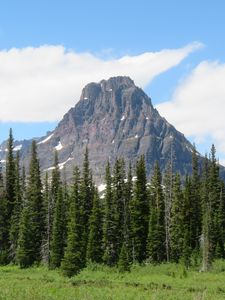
left=0, top=42, right=202, bottom=122
left=156, top=60, right=225, bottom=155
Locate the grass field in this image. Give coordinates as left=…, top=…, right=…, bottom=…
left=0, top=261, right=225, bottom=299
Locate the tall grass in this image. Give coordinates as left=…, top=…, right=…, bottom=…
left=0, top=261, right=225, bottom=299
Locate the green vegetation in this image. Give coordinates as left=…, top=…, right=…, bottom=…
left=1, top=261, right=225, bottom=300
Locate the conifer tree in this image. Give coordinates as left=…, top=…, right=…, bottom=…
left=112, top=158, right=126, bottom=261
left=42, top=173, right=50, bottom=265
left=17, top=141, right=44, bottom=267
left=9, top=151, right=22, bottom=262
left=163, top=162, right=173, bottom=262
left=79, top=147, right=94, bottom=263
left=118, top=242, right=130, bottom=272
left=170, top=173, right=184, bottom=262
left=61, top=167, right=83, bottom=277
left=102, top=161, right=117, bottom=266
left=130, top=155, right=148, bottom=263
left=86, top=189, right=103, bottom=263
left=190, top=145, right=201, bottom=251
left=147, top=162, right=165, bottom=263
left=50, top=186, right=66, bottom=268
left=6, top=128, right=16, bottom=218
left=0, top=165, right=9, bottom=264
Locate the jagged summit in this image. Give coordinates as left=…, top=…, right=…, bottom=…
left=0, top=76, right=196, bottom=183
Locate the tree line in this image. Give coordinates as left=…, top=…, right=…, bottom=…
left=0, top=129, right=224, bottom=277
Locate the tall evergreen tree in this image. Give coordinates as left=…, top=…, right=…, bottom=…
left=130, top=155, right=148, bottom=263
left=9, top=151, right=22, bottom=262
left=50, top=186, right=66, bottom=268
left=17, top=141, right=44, bottom=267
left=6, top=128, right=16, bottom=219
left=79, top=147, right=94, bottom=264
left=0, top=164, right=9, bottom=264
left=170, top=173, right=184, bottom=262
left=86, top=189, right=103, bottom=263
left=147, top=162, right=165, bottom=263
left=102, top=161, right=117, bottom=266
left=61, top=167, right=83, bottom=277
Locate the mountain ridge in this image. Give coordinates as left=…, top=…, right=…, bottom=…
left=0, top=76, right=213, bottom=183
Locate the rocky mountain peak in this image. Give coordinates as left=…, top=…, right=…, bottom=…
left=0, top=76, right=202, bottom=184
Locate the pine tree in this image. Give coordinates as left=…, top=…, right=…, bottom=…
left=201, top=155, right=212, bottom=271
left=0, top=164, right=9, bottom=264
left=50, top=186, right=66, bottom=268
left=102, top=161, right=117, bottom=266
left=181, top=176, right=192, bottom=267
left=42, top=173, right=50, bottom=265
left=147, top=162, right=165, bottom=263
left=61, top=167, right=83, bottom=277
left=163, top=162, right=174, bottom=262
left=86, top=189, right=103, bottom=263
left=17, top=141, right=44, bottom=267
left=190, top=145, right=201, bottom=251
left=112, top=158, right=126, bottom=262
left=6, top=128, right=16, bottom=219
left=170, top=173, right=184, bottom=262
left=9, top=151, right=22, bottom=262
left=118, top=242, right=130, bottom=272
left=79, top=147, right=94, bottom=264
left=130, top=155, right=148, bottom=263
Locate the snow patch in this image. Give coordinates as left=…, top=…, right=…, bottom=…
left=13, top=144, right=22, bottom=151
left=98, top=184, right=106, bottom=193
left=146, top=117, right=149, bottom=120
left=55, top=141, right=63, bottom=151
left=135, top=134, right=138, bottom=138
left=0, top=160, right=6, bottom=163
left=44, top=157, right=73, bottom=172
left=59, top=157, right=73, bottom=170
left=38, top=133, right=54, bottom=145
left=112, top=140, right=115, bottom=144
left=84, top=97, right=88, bottom=100
left=186, top=145, right=193, bottom=153
left=121, top=115, right=125, bottom=121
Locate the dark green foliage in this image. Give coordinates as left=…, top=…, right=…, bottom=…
left=170, top=173, right=184, bottom=262
left=0, top=166, right=9, bottom=264
left=9, top=152, right=22, bottom=262
left=102, top=161, right=117, bottom=266
left=50, top=186, right=66, bottom=268
left=130, top=156, right=148, bottom=263
left=86, top=189, right=103, bottom=263
left=79, top=147, right=94, bottom=264
left=118, top=242, right=130, bottom=272
left=61, top=167, right=83, bottom=277
left=6, top=128, right=16, bottom=219
left=147, top=162, right=166, bottom=263
left=17, top=141, right=45, bottom=267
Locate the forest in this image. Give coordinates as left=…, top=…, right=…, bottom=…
left=0, top=129, right=225, bottom=278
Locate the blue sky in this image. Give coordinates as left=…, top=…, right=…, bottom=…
left=1, top=0, right=225, bottom=161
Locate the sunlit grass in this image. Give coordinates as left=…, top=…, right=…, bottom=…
left=0, top=261, right=225, bottom=299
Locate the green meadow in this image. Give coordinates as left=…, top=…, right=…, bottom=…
left=1, top=261, right=225, bottom=300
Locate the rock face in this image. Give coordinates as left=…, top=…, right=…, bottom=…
left=0, top=76, right=197, bottom=183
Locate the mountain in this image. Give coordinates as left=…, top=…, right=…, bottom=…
left=0, top=76, right=202, bottom=183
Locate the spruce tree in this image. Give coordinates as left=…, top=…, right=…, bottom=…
left=6, top=128, right=16, bottom=218
left=61, top=167, right=83, bottom=277
left=170, top=173, right=184, bottom=262
left=9, top=151, right=22, bottom=262
left=102, top=161, right=117, bottom=266
left=130, top=155, right=148, bottom=263
left=50, top=186, right=66, bottom=268
left=17, top=141, right=44, bottom=267
left=79, top=147, right=94, bottom=264
left=86, top=189, right=103, bottom=263
left=147, top=162, right=165, bottom=263
left=118, top=242, right=130, bottom=272
left=0, top=164, right=9, bottom=264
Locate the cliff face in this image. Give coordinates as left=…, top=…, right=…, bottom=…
left=0, top=76, right=196, bottom=183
